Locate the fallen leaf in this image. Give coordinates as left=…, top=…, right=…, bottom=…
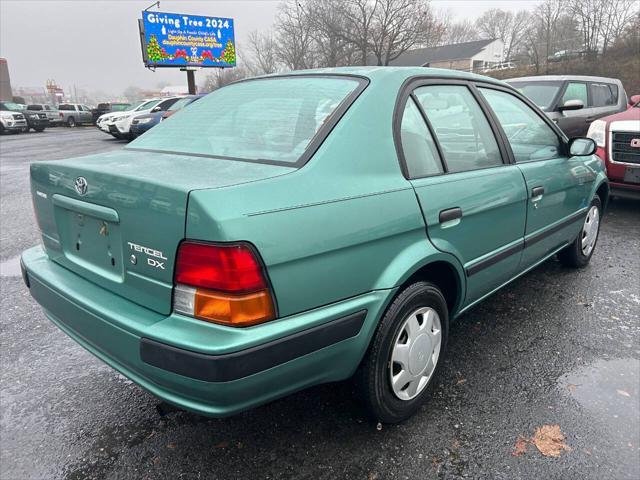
left=532, top=425, right=571, bottom=457
left=512, top=436, right=529, bottom=456
left=616, top=389, right=631, bottom=397
left=567, top=384, right=578, bottom=393
left=166, top=443, right=175, bottom=450
left=452, top=439, right=460, bottom=450
left=214, top=441, right=229, bottom=449
left=456, top=378, right=467, bottom=385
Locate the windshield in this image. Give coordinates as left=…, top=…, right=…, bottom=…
left=128, top=76, right=361, bottom=164
left=135, top=99, right=161, bottom=111
left=1, top=102, right=25, bottom=111
left=507, top=81, right=563, bottom=111
left=168, top=96, right=195, bottom=111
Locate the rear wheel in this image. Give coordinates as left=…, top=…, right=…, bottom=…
left=558, top=195, right=602, bottom=268
left=356, top=281, right=448, bottom=423
left=35, top=127, right=45, bottom=132
left=67, top=117, right=76, bottom=127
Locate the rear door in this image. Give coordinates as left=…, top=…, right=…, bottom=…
left=478, top=85, right=595, bottom=269
left=589, top=82, right=622, bottom=119
left=400, top=81, right=528, bottom=306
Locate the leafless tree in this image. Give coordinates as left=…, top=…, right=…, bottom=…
left=245, top=30, right=279, bottom=75
left=475, top=8, right=531, bottom=61
left=370, top=0, right=444, bottom=65
left=440, top=19, right=480, bottom=46
left=276, top=0, right=316, bottom=70
left=201, top=66, right=250, bottom=92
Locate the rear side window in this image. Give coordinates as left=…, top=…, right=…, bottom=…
left=27, top=105, right=42, bottom=110
left=129, top=77, right=361, bottom=164
left=480, top=88, right=560, bottom=163
left=590, top=83, right=617, bottom=107
left=561, top=82, right=588, bottom=106
left=58, top=104, right=74, bottom=111
left=400, top=98, right=443, bottom=177
left=414, top=85, right=502, bottom=173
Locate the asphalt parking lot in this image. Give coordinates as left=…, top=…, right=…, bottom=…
left=1, top=128, right=639, bottom=480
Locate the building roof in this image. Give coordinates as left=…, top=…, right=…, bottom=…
left=385, top=39, right=498, bottom=67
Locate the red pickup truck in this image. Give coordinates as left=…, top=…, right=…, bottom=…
left=587, top=95, right=640, bottom=200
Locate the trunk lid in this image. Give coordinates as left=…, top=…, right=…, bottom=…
left=30, top=149, right=294, bottom=314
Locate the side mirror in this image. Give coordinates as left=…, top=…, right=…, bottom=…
left=558, top=99, right=584, bottom=112
left=151, top=106, right=161, bottom=112
left=629, top=94, right=640, bottom=107
left=569, top=137, right=596, bottom=156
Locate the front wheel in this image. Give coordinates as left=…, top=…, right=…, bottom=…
left=558, top=195, right=602, bottom=268
left=66, top=117, right=76, bottom=127
left=34, top=127, right=45, bottom=132
left=355, top=281, right=448, bottom=424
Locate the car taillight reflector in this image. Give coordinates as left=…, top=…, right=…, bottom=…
left=175, top=242, right=266, bottom=293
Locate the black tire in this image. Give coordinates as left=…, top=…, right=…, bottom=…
left=67, top=117, right=76, bottom=127
left=35, top=127, right=45, bottom=132
left=558, top=195, right=602, bottom=268
left=355, top=281, right=449, bottom=424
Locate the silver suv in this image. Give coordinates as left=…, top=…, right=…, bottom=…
left=506, top=75, right=628, bottom=137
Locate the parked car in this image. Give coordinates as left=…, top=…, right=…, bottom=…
left=91, top=102, right=131, bottom=124
left=106, top=97, right=181, bottom=140
left=547, top=49, right=586, bottom=62
left=0, top=104, right=27, bottom=133
left=27, top=104, right=63, bottom=125
left=587, top=94, right=640, bottom=200
left=506, top=75, right=628, bottom=137
left=21, top=68, right=608, bottom=424
left=0, top=102, right=49, bottom=132
left=96, top=100, right=147, bottom=135
left=57, top=103, right=94, bottom=127
left=131, top=95, right=203, bottom=137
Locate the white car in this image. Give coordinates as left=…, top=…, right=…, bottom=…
left=101, top=97, right=181, bottom=139
left=96, top=99, right=155, bottom=137
left=0, top=108, right=28, bottom=134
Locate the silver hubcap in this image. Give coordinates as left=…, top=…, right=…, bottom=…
left=389, top=307, right=442, bottom=401
left=581, top=205, right=600, bottom=257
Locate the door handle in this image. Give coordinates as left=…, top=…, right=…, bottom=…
left=531, top=186, right=544, bottom=202
left=439, top=207, right=462, bottom=226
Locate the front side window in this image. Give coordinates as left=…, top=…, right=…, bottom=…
left=129, top=77, right=361, bottom=164
left=414, top=85, right=502, bottom=173
left=480, top=88, right=560, bottom=163
left=590, top=83, right=617, bottom=107
left=399, top=98, right=443, bottom=177
left=561, top=82, right=588, bottom=106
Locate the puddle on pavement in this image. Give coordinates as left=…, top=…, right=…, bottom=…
left=560, top=358, right=639, bottom=447
left=0, top=255, right=22, bottom=277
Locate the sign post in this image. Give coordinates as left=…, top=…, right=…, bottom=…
left=138, top=10, right=236, bottom=92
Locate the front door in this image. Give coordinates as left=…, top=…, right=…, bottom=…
left=477, top=86, right=595, bottom=268
left=398, top=82, right=528, bottom=306
left=555, top=81, right=593, bottom=137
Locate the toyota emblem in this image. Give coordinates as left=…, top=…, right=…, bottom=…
left=74, top=176, right=88, bottom=196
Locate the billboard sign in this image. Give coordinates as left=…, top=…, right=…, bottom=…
left=140, top=11, right=235, bottom=68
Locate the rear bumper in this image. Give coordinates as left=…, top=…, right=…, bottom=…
left=21, top=246, right=390, bottom=417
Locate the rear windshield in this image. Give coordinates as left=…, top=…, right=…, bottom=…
left=27, top=105, right=43, bottom=110
left=507, top=81, right=563, bottom=111
left=58, top=104, right=76, bottom=111
left=128, top=76, right=361, bottom=164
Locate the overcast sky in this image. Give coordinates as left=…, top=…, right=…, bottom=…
left=0, top=0, right=541, bottom=96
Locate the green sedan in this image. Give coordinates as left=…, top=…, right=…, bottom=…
left=21, top=67, right=608, bottom=423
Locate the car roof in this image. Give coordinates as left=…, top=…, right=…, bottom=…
left=506, top=74, right=622, bottom=84
left=254, top=66, right=510, bottom=87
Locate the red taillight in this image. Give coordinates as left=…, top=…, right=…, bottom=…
left=173, top=241, right=275, bottom=327
left=175, top=242, right=266, bottom=292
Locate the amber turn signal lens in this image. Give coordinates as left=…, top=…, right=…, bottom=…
left=193, top=288, right=275, bottom=327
